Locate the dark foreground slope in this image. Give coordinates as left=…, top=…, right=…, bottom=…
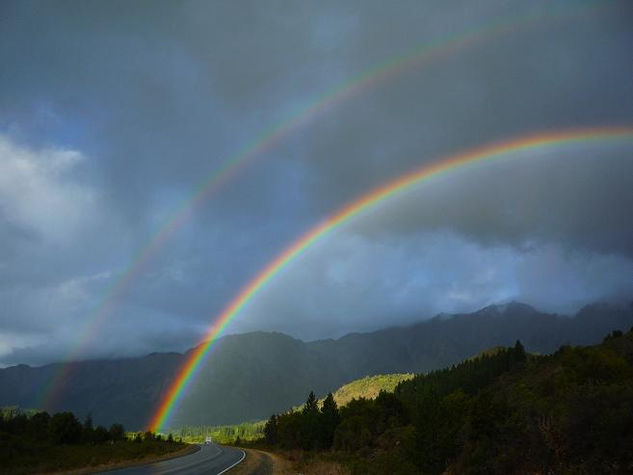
left=1, top=302, right=631, bottom=429
left=0, top=408, right=188, bottom=475
left=264, top=330, right=633, bottom=474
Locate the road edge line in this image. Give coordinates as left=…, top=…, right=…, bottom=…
left=216, top=449, right=246, bottom=475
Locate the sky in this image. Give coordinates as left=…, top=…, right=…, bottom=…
left=1, top=0, right=632, bottom=366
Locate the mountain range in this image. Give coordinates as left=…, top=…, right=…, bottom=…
left=1, top=301, right=631, bottom=430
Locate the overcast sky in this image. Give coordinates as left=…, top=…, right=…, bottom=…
left=1, top=0, right=632, bottom=366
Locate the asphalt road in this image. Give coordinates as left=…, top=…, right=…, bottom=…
left=103, top=443, right=245, bottom=475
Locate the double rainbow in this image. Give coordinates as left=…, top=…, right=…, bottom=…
left=149, top=126, right=633, bottom=431
left=38, top=4, right=591, bottom=409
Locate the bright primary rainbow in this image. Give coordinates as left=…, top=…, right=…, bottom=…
left=148, top=126, right=633, bottom=431
left=39, top=6, right=593, bottom=409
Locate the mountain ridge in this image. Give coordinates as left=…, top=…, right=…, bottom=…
left=0, top=301, right=607, bottom=369
left=1, top=301, right=631, bottom=430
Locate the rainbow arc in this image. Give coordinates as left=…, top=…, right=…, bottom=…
left=148, top=126, right=633, bottom=431
left=38, top=6, right=589, bottom=408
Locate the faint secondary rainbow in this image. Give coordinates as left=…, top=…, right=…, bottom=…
left=39, top=6, right=590, bottom=409
left=148, top=126, right=633, bottom=431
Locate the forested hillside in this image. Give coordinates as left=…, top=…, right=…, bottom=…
left=263, top=329, right=633, bottom=474
left=1, top=302, right=631, bottom=429
left=171, top=373, right=413, bottom=444
left=328, top=373, right=413, bottom=407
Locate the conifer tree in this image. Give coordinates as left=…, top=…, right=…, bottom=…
left=513, top=340, right=527, bottom=363
left=264, top=414, right=278, bottom=444
left=319, top=393, right=340, bottom=448
left=300, top=391, right=320, bottom=449
left=303, top=391, right=318, bottom=415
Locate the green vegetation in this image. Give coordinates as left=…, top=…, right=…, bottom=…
left=0, top=408, right=186, bottom=474
left=169, top=373, right=412, bottom=445
left=171, top=420, right=265, bottom=444
left=329, top=373, right=413, bottom=407
left=466, top=345, right=506, bottom=360
left=263, top=332, right=633, bottom=474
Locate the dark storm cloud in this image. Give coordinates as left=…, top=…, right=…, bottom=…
left=0, top=0, right=632, bottom=364
left=235, top=230, right=633, bottom=341
left=348, top=146, right=633, bottom=256
left=298, top=4, right=633, bottom=217
left=1, top=305, right=204, bottom=366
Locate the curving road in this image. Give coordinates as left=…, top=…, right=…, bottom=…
left=103, top=443, right=245, bottom=475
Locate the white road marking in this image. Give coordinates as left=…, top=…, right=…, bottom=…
left=216, top=449, right=246, bottom=475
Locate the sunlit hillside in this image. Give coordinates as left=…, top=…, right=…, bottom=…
left=327, top=373, right=414, bottom=407
left=261, top=329, right=633, bottom=473
left=171, top=373, right=413, bottom=444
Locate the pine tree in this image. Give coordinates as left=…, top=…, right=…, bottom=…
left=319, top=393, right=340, bottom=448
left=300, top=391, right=320, bottom=450
left=513, top=340, right=527, bottom=363
left=303, top=391, right=318, bottom=415
left=264, top=414, right=278, bottom=444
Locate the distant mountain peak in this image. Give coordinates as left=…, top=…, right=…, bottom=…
left=430, top=301, right=539, bottom=322
left=477, top=301, right=537, bottom=316
left=2, top=299, right=632, bottom=430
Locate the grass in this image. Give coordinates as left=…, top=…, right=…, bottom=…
left=329, top=373, right=414, bottom=407
left=1, top=436, right=188, bottom=474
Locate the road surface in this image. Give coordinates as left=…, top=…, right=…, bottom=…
left=103, top=443, right=245, bottom=474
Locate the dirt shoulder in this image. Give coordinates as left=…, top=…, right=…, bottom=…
left=228, top=448, right=293, bottom=475
left=229, top=448, right=348, bottom=475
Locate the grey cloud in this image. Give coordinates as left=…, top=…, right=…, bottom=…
left=346, top=145, right=633, bottom=256
left=233, top=231, right=633, bottom=340
left=283, top=3, right=633, bottom=256
left=0, top=306, right=202, bottom=366
left=0, top=0, right=632, bottom=363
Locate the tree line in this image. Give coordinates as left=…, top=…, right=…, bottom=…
left=0, top=408, right=129, bottom=445
left=172, top=421, right=264, bottom=444
left=0, top=408, right=185, bottom=473
left=263, top=334, right=633, bottom=474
